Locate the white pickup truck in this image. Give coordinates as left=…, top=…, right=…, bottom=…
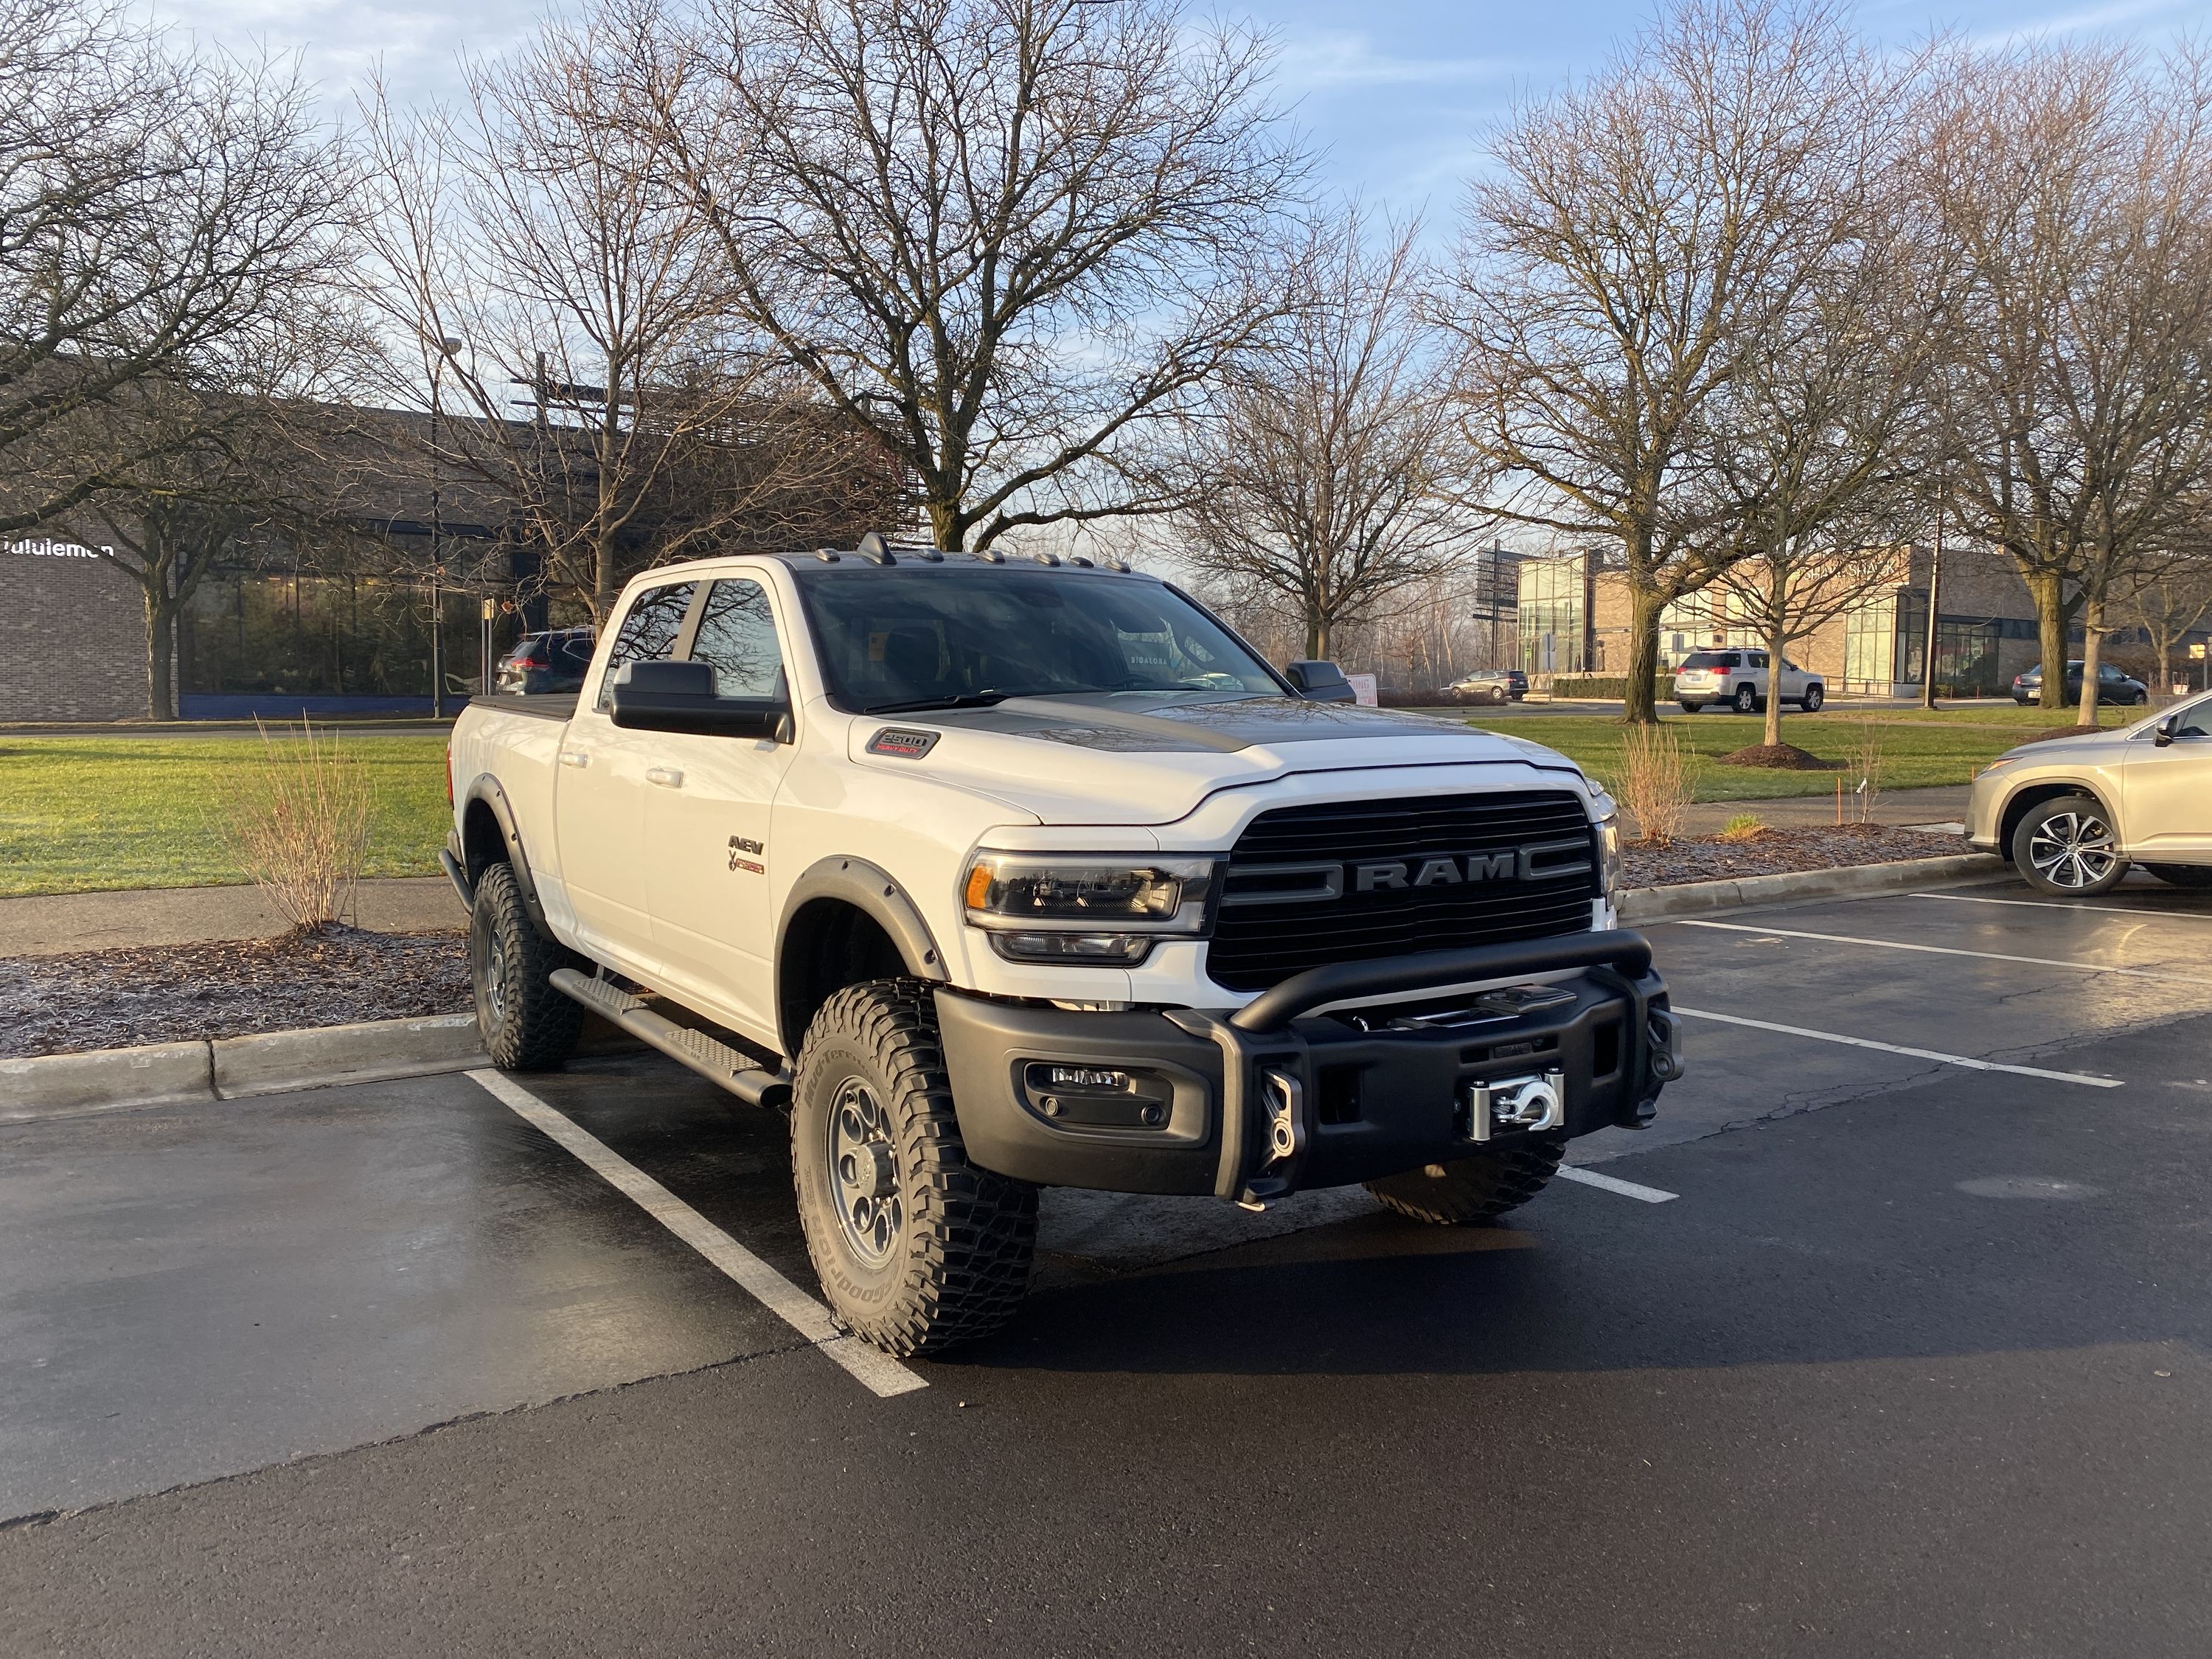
left=444, top=536, right=1681, bottom=1354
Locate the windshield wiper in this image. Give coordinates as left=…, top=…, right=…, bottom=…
left=861, top=690, right=1020, bottom=715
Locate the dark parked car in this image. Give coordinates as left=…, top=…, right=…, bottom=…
left=2011, top=661, right=2149, bottom=706
left=495, top=627, right=597, bottom=696
left=1448, top=667, right=1528, bottom=704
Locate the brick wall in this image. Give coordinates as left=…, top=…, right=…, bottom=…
left=0, top=543, right=152, bottom=720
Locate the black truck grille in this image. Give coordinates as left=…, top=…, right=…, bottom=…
left=1204, top=790, right=1600, bottom=992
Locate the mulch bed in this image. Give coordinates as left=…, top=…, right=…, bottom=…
left=4, top=826, right=1969, bottom=1059
left=1622, top=823, right=1961, bottom=888
left=0, top=925, right=470, bottom=1060
left=1717, top=742, right=1843, bottom=771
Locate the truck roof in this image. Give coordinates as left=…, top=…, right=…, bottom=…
left=759, top=533, right=1139, bottom=575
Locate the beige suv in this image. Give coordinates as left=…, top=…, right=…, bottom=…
left=1966, top=692, right=2212, bottom=896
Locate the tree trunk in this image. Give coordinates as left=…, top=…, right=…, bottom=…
left=145, top=591, right=176, bottom=720
left=1621, top=585, right=1665, bottom=726
left=2074, top=590, right=2104, bottom=728
left=593, top=531, right=619, bottom=624
left=926, top=498, right=964, bottom=552
left=1307, top=601, right=1328, bottom=660
left=1763, top=623, right=1786, bottom=749
left=2028, top=568, right=2070, bottom=712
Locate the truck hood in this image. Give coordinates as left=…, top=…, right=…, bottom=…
left=844, top=691, right=1587, bottom=825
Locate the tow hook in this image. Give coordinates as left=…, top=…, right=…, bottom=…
left=1463, top=1069, right=1566, bottom=1144
left=1236, top=1068, right=1307, bottom=1211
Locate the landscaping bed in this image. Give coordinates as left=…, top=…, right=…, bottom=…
left=1621, top=822, right=1961, bottom=888
left=0, top=926, right=469, bottom=1059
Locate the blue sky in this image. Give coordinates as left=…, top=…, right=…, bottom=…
left=153, top=0, right=2211, bottom=216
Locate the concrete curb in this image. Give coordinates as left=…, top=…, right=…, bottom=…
left=1615, top=851, right=2008, bottom=922
left=1, top=852, right=2009, bottom=1122
left=1, top=1014, right=488, bottom=1124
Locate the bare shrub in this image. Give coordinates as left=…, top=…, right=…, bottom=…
left=1851, top=720, right=1884, bottom=821
left=1613, top=723, right=1692, bottom=844
left=221, top=720, right=376, bottom=931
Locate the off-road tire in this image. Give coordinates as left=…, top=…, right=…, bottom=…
left=1364, top=1139, right=1565, bottom=1225
left=470, top=861, right=585, bottom=1071
left=2143, top=863, right=2212, bottom=888
left=791, top=981, right=1037, bottom=1355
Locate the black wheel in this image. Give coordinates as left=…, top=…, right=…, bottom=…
left=2012, top=795, right=2127, bottom=897
left=791, top=981, right=1037, bottom=1355
left=2143, top=863, right=2212, bottom=888
left=1803, top=684, right=1824, bottom=712
left=2132, top=690, right=2149, bottom=706
left=1733, top=684, right=1758, bottom=714
left=1364, top=1139, right=1564, bottom=1224
left=470, top=861, right=585, bottom=1070
left=1679, top=702, right=1704, bottom=714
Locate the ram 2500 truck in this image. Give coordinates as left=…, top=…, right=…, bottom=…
left=443, top=537, right=1682, bottom=1354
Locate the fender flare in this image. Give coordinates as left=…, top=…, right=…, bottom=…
left=459, top=775, right=557, bottom=939
left=1996, top=775, right=2124, bottom=855
left=777, top=855, right=952, bottom=987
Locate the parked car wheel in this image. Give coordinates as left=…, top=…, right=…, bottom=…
left=1802, top=684, right=1824, bottom=712
left=2143, top=863, right=2212, bottom=888
left=2013, top=795, right=2128, bottom=897
left=1366, top=1140, right=1563, bottom=1224
left=1733, top=684, right=1758, bottom=714
left=1679, top=702, right=1705, bottom=714
left=790, top=980, right=1037, bottom=1355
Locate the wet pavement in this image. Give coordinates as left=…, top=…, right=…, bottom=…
left=3, top=869, right=2211, bottom=1655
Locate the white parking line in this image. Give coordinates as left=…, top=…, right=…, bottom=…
left=1911, top=891, right=2212, bottom=920
left=468, top=1070, right=926, bottom=1399
left=1672, top=1006, right=2123, bottom=1087
left=1557, top=1166, right=1678, bottom=1203
left=1672, top=919, right=2208, bottom=986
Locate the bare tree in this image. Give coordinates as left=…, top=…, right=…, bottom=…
left=1172, top=210, right=1470, bottom=658
left=0, top=2, right=353, bottom=533
left=640, top=0, right=1306, bottom=551
left=1444, top=0, right=1899, bottom=723
left=2127, top=552, right=2212, bottom=692
left=361, top=7, right=865, bottom=622
left=1918, top=41, right=2212, bottom=720
left=1705, top=189, right=1928, bottom=751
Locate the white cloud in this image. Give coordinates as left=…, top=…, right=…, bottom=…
left=1276, top=28, right=1511, bottom=91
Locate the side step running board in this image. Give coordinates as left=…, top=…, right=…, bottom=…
left=549, top=968, right=791, bottom=1110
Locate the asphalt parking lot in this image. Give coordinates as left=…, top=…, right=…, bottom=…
left=4, top=871, right=2211, bottom=1656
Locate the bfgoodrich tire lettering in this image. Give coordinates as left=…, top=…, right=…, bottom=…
left=791, top=980, right=1037, bottom=1354
left=470, top=861, right=585, bottom=1069
left=1364, top=1139, right=1564, bottom=1224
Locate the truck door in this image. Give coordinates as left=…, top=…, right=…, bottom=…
left=557, top=579, right=700, bottom=966
left=642, top=576, right=798, bottom=1040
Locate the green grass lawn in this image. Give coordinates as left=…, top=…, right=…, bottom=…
left=0, top=735, right=451, bottom=897
left=1461, top=705, right=2139, bottom=802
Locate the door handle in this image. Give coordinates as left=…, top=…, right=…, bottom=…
left=647, top=767, right=685, bottom=789
left=559, top=751, right=591, bottom=768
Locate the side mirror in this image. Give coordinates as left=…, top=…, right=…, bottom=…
left=1284, top=659, right=1356, bottom=703
left=2154, top=714, right=2176, bottom=748
left=608, top=658, right=792, bottom=741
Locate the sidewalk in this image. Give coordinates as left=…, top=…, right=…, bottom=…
left=0, top=877, right=465, bottom=959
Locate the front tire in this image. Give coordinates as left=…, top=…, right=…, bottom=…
left=1365, top=1140, right=1564, bottom=1224
left=2143, top=863, right=2212, bottom=888
left=791, top=981, right=1037, bottom=1355
left=470, top=861, right=585, bottom=1070
left=1733, top=684, right=1758, bottom=714
left=1803, top=684, right=1824, bottom=712
left=2013, top=795, right=2128, bottom=897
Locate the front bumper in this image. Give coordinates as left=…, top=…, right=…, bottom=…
left=936, top=930, right=1679, bottom=1202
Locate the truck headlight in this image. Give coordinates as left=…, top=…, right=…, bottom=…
left=962, top=855, right=1216, bottom=966
left=1595, top=809, right=1623, bottom=898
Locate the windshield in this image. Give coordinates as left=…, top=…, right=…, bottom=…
left=1681, top=651, right=1735, bottom=669
left=796, top=569, right=1282, bottom=713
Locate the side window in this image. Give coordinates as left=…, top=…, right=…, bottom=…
left=594, top=581, right=698, bottom=712
left=1747, top=650, right=1769, bottom=669
left=2175, top=700, right=2212, bottom=737
left=688, top=578, right=785, bottom=699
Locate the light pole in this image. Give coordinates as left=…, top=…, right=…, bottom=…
left=1922, top=467, right=1944, bottom=711
left=429, top=335, right=462, bottom=719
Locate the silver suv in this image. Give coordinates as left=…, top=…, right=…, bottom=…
left=1676, top=649, right=1825, bottom=714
